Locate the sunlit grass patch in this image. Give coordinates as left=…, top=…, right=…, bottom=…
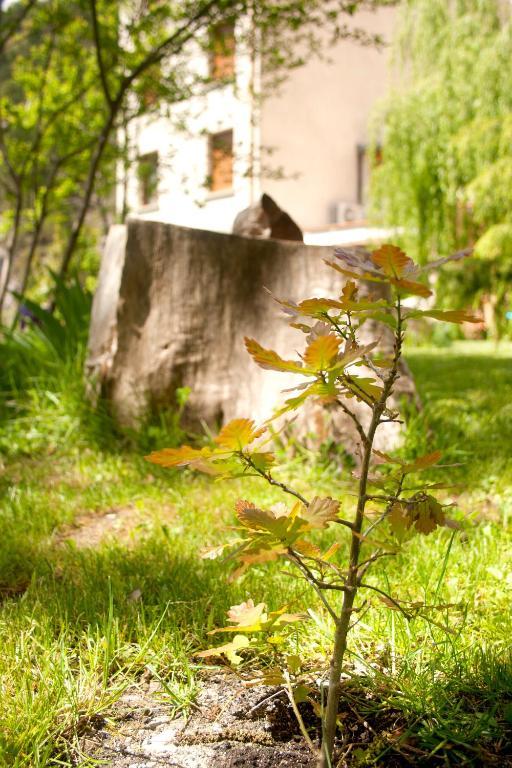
left=0, top=340, right=511, bottom=765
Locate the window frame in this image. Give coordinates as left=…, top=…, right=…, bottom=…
left=137, top=150, right=159, bottom=209
left=208, top=129, right=234, bottom=194
left=209, top=21, right=236, bottom=81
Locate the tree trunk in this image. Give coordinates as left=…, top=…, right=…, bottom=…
left=56, top=109, right=118, bottom=286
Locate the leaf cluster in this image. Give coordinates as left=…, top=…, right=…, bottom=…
left=148, top=245, right=472, bottom=626
left=147, top=246, right=474, bottom=765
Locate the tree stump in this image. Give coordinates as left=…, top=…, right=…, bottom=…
left=86, top=220, right=417, bottom=452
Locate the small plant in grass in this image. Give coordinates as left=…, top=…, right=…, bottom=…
left=147, top=245, right=478, bottom=767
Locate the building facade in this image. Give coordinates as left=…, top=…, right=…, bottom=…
left=119, top=8, right=395, bottom=243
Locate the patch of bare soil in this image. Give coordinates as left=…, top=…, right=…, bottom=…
left=55, top=504, right=144, bottom=549
left=82, top=672, right=317, bottom=768
left=0, top=580, right=29, bottom=604
left=79, top=670, right=511, bottom=767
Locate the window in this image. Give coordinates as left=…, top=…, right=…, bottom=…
left=137, top=151, right=159, bottom=207
left=209, top=22, right=235, bottom=80
left=208, top=130, right=233, bottom=192
left=140, top=63, right=161, bottom=108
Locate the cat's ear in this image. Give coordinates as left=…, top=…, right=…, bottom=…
left=261, top=193, right=281, bottom=221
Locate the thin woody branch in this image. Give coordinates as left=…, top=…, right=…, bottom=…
left=319, top=297, right=404, bottom=768
left=356, top=550, right=395, bottom=583
left=89, top=0, right=113, bottom=105
left=358, top=582, right=412, bottom=620
left=287, top=550, right=339, bottom=624
left=242, top=454, right=310, bottom=506
left=334, top=397, right=368, bottom=446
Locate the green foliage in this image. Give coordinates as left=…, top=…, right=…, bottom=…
left=0, top=0, right=117, bottom=301
left=0, top=0, right=395, bottom=319
left=370, top=0, right=512, bottom=333
left=0, top=272, right=91, bottom=390
left=0, top=335, right=511, bottom=765
left=404, top=341, right=512, bottom=497
left=148, top=244, right=476, bottom=766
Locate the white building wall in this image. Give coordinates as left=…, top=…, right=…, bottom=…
left=122, top=29, right=258, bottom=233
left=121, top=9, right=395, bottom=235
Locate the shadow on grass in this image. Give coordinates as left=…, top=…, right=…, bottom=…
left=12, top=536, right=245, bottom=640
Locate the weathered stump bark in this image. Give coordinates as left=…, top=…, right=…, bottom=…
left=86, top=220, right=415, bottom=450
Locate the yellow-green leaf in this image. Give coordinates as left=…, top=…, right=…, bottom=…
left=346, top=376, right=383, bottom=402
left=388, top=501, right=412, bottom=540
left=200, top=543, right=231, bottom=560
left=235, top=500, right=286, bottom=533
left=296, top=297, right=344, bottom=315
left=423, top=309, right=480, bottom=324
left=248, top=451, right=275, bottom=472
left=371, top=244, right=413, bottom=278
left=145, top=445, right=212, bottom=468
left=300, top=496, right=340, bottom=529
left=303, top=333, right=341, bottom=371
left=196, top=634, right=250, bottom=664
left=215, top=418, right=266, bottom=450
left=245, top=337, right=305, bottom=374
left=293, top=539, right=322, bottom=558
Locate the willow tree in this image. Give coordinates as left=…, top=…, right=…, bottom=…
left=370, top=0, right=512, bottom=335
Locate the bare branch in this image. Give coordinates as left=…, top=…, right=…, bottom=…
left=0, top=0, right=37, bottom=55
left=363, top=510, right=388, bottom=538
left=320, top=298, right=405, bottom=765
left=359, top=583, right=414, bottom=620
left=356, top=550, right=395, bottom=583
left=287, top=550, right=340, bottom=624
left=358, top=582, right=412, bottom=619
left=88, top=0, right=113, bottom=105
left=242, top=454, right=310, bottom=506
left=334, top=397, right=367, bottom=446
left=365, top=494, right=397, bottom=504
left=348, top=601, right=370, bottom=631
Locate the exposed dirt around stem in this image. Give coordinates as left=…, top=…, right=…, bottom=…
left=82, top=672, right=317, bottom=767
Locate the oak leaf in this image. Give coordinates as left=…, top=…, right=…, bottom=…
left=215, top=418, right=266, bottom=450
left=229, top=547, right=282, bottom=581
left=227, top=599, right=268, bottom=627
left=244, top=337, right=305, bottom=374
left=295, top=297, right=345, bottom=315
left=374, top=449, right=442, bottom=474
left=303, top=334, right=341, bottom=371
left=413, top=495, right=445, bottom=534
left=422, top=309, right=480, bottom=324
left=371, top=245, right=413, bottom=278
left=248, top=451, right=276, bottom=472
left=196, top=634, right=249, bottom=664
left=145, top=445, right=212, bottom=469
left=390, top=277, right=432, bottom=298
left=300, top=496, right=340, bottom=529
left=388, top=501, right=412, bottom=540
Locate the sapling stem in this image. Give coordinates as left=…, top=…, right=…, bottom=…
left=147, top=247, right=469, bottom=768
left=318, top=298, right=403, bottom=768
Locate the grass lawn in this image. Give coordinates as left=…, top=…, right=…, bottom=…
left=0, top=341, right=511, bottom=766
